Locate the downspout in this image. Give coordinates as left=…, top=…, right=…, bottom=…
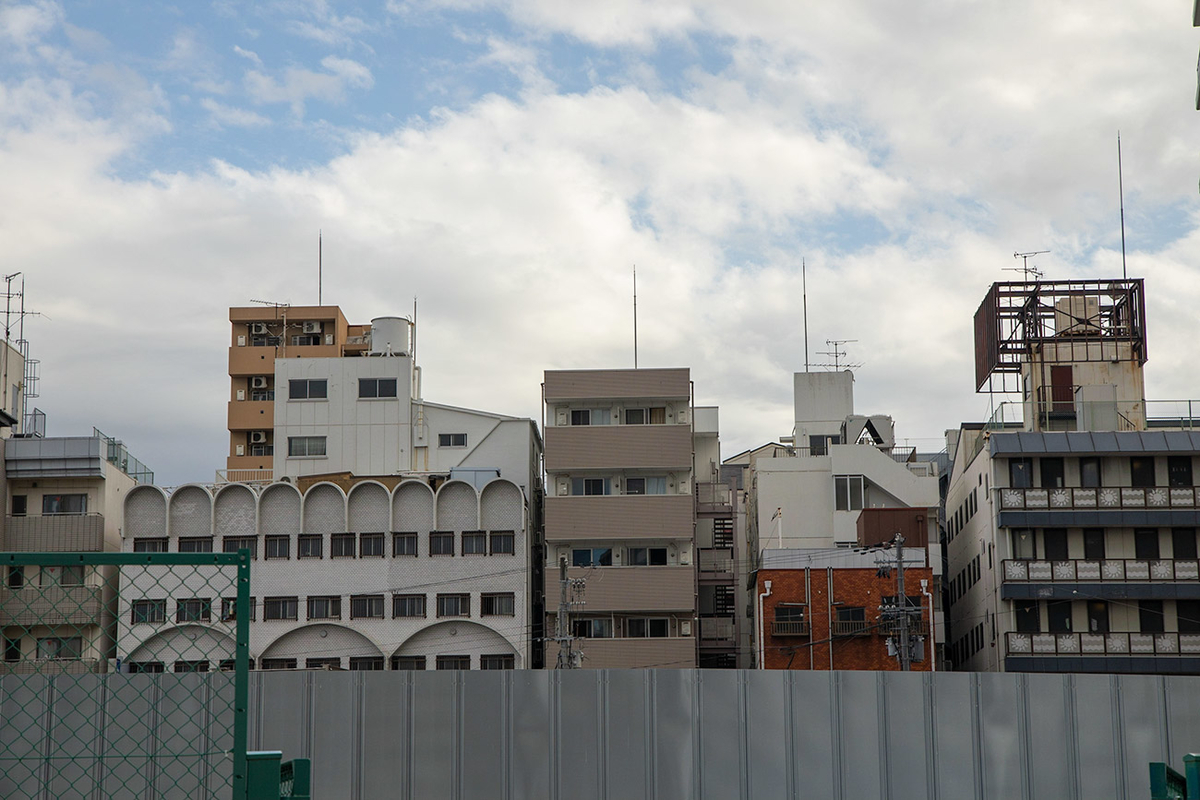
left=921, top=578, right=936, bottom=671
left=827, top=566, right=834, bottom=670
left=758, top=579, right=772, bottom=669
left=806, top=567, right=813, bottom=670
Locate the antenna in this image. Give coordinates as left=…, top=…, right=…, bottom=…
left=814, top=339, right=862, bottom=371
left=1009, top=250, right=1049, bottom=281
left=318, top=230, right=323, bottom=306
left=1117, top=132, right=1127, bottom=280
left=802, top=258, right=809, bottom=373
left=632, top=265, right=638, bottom=369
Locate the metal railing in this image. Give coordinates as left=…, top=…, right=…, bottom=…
left=93, top=428, right=154, bottom=483
left=216, top=468, right=275, bottom=484
left=833, top=619, right=869, bottom=636
left=1002, top=558, right=1200, bottom=583
left=998, top=486, right=1200, bottom=511
left=771, top=620, right=810, bottom=636
left=1007, top=630, right=1200, bottom=657
left=0, top=585, right=103, bottom=626
left=701, top=617, right=736, bottom=640
left=696, top=482, right=733, bottom=510
left=698, top=547, right=734, bottom=573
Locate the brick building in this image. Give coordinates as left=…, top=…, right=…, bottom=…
left=757, top=545, right=936, bottom=671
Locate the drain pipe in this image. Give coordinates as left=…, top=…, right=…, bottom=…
left=758, top=580, right=773, bottom=669
left=920, top=578, right=936, bottom=671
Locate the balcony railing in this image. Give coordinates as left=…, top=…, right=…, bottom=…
left=3, top=514, right=105, bottom=551
left=215, top=468, right=275, bottom=484
left=771, top=620, right=810, bottom=636
left=1002, top=559, right=1200, bottom=583
left=696, top=482, right=733, bottom=511
left=0, top=659, right=106, bottom=675
left=998, top=486, right=1200, bottom=511
left=701, top=617, right=736, bottom=640
left=833, top=619, right=869, bottom=636
left=1006, top=631, right=1200, bottom=657
left=0, top=586, right=104, bottom=626
left=698, top=548, right=734, bottom=573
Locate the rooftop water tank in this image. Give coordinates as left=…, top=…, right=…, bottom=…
left=369, top=316, right=411, bottom=356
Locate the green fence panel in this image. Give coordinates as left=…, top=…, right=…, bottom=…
left=0, top=551, right=250, bottom=799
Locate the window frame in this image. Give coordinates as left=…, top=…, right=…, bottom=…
left=429, top=531, right=454, bottom=556
left=263, top=596, right=299, bottom=621
left=391, top=656, right=426, bottom=671
left=480, top=593, right=515, bottom=617
left=287, top=378, right=328, bottom=400
left=436, top=655, right=470, bottom=670
left=392, top=594, right=426, bottom=618
left=298, top=534, right=323, bottom=559
left=264, top=536, right=290, bottom=560
left=834, top=475, right=865, bottom=512
left=393, top=532, right=418, bottom=557
left=360, top=532, right=385, bottom=558
left=358, top=377, right=398, bottom=399
left=223, top=537, right=257, bottom=559
left=489, top=531, right=515, bottom=555
left=437, top=433, right=467, bottom=448
left=461, top=531, right=487, bottom=556
left=131, top=599, right=167, bottom=624
left=176, top=598, right=212, bottom=623
left=133, top=538, right=168, bottom=553
left=42, top=493, right=87, bottom=515
left=436, top=593, right=470, bottom=618
left=350, top=594, right=385, bottom=620
left=480, top=654, right=515, bottom=670
left=306, top=596, right=341, bottom=621
left=287, top=436, right=327, bottom=458
left=331, top=533, right=356, bottom=558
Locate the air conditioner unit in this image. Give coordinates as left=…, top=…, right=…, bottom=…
left=324, top=333, right=334, bottom=345
left=303, top=321, right=321, bottom=334
left=236, top=389, right=245, bottom=401
left=249, top=431, right=268, bottom=444
left=251, top=323, right=269, bottom=335
left=251, top=377, right=268, bottom=389
left=235, top=445, right=245, bottom=456
left=680, top=620, right=692, bottom=636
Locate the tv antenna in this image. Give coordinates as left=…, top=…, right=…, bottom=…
left=1008, top=250, right=1049, bottom=281
left=814, top=339, right=862, bottom=371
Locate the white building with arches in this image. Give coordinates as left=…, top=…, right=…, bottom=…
left=117, top=475, right=533, bottom=671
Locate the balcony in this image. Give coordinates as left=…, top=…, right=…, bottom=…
left=3, top=514, right=105, bottom=551
left=1002, top=558, right=1200, bottom=583
left=0, top=659, right=105, bottom=675
left=544, top=566, right=694, bottom=613
left=1006, top=631, right=1200, bottom=658
left=999, top=486, right=1200, bottom=511
left=0, top=585, right=103, bottom=626
left=696, top=482, right=733, bottom=514
left=698, top=547, right=734, bottom=579
left=545, top=495, right=693, bottom=542
left=701, top=617, right=735, bottom=641
left=227, top=400, right=274, bottom=430
left=833, top=619, right=870, bottom=637
left=215, top=468, right=275, bottom=484
left=545, top=425, right=692, bottom=472
left=771, top=620, right=810, bottom=637
left=548, top=636, right=695, bottom=669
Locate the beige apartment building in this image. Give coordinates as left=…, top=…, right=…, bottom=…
left=225, top=305, right=371, bottom=480
left=542, top=368, right=700, bottom=669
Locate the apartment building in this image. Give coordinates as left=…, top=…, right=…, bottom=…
left=542, top=368, right=699, bottom=669
left=945, top=277, right=1200, bottom=674
left=117, top=475, right=532, bottom=671
left=1, top=430, right=150, bottom=674
left=729, top=370, right=944, bottom=669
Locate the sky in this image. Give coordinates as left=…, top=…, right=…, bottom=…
left=1, top=0, right=1198, bottom=486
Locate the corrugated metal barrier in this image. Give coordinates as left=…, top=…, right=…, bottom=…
left=7, top=669, right=1200, bottom=799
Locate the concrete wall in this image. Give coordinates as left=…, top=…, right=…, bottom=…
left=6, top=669, right=1199, bottom=799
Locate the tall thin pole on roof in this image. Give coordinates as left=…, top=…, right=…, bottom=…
left=1118, top=133, right=1128, bottom=280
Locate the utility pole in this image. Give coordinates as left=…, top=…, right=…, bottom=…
left=553, top=557, right=585, bottom=668
left=895, top=533, right=911, bottom=671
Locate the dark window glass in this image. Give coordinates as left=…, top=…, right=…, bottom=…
left=1086, top=601, right=1109, bottom=634
left=306, top=596, right=340, bottom=620
left=43, top=494, right=87, bottom=514
left=1169, top=456, right=1194, bottom=488
left=1012, top=529, right=1035, bottom=560
left=481, top=593, right=515, bottom=616
left=306, top=658, right=341, bottom=669
left=360, top=533, right=385, bottom=557
left=263, top=597, right=298, bottom=620
left=1040, top=458, right=1065, bottom=489
left=436, top=656, right=470, bottom=670
left=1079, top=457, right=1102, bottom=488
left=391, top=656, right=426, bottom=670
left=1083, top=529, right=1106, bottom=560
left=264, top=536, right=289, bottom=559
left=436, top=594, right=469, bottom=617
left=1014, top=600, right=1039, bottom=633
left=1131, top=456, right=1156, bottom=488
left=11, top=495, right=26, bottom=516
left=489, top=531, right=514, bottom=555
left=178, top=537, right=213, bottom=553
left=1043, top=529, right=1068, bottom=561
left=1047, top=600, right=1072, bottom=633
left=331, top=534, right=356, bottom=558
left=1009, top=458, right=1033, bottom=489
left=5, top=637, right=21, bottom=662
left=174, top=660, right=209, bottom=673
left=350, top=595, right=384, bottom=619
left=393, top=595, right=426, bottom=618
left=223, top=537, right=256, bottom=558
left=1139, top=600, right=1164, bottom=633
left=393, top=532, right=417, bottom=556
left=260, top=658, right=297, bottom=670
left=1173, top=529, right=1198, bottom=560
left=480, top=655, right=515, bottom=670
left=1135, top=529, right=1160, bottom=560
left=349, top=657, right=384, bottom=670
left=7, top=566, right=24, bottom=589
left=1178, top=600, right=1200, bottom=633
left=176, top=598, right=212, bottom=623
left=298, top=535, right=322, bottom=558
left=462, top=532, right=487, bottom=555
left=429, top=532, right=454, bottom=556
left=133, top=538, right=168, bottom=553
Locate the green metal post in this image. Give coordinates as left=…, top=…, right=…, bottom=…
left=1184, top=753, right=1200, bottom=800
left=246, top=751, right=283, bottom=799
left=234, top=549, right=252, bottom=798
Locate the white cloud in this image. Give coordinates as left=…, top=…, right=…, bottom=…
left=200, top=97, right=271, bottom=128
left=232, top=45, right=262, bottom=66
left=244, top=57, right=373, bottom=116
left=0, top=1, right=61, bottom=51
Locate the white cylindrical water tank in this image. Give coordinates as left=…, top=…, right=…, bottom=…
left=369, top=316, right=411, bottom=356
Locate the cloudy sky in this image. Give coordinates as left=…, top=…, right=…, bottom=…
left=1, top=0, right=1197, bottom=485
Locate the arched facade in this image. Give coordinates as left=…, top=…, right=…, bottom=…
left=169, top=485, right=213, bottom=538
left=214, top=484, right=257, bottom=538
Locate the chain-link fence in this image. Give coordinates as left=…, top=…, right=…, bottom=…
left=1, top=552, right=250, bottom=799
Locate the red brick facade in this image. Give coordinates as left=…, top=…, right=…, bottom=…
left=758, top=567, right=935, bottom=671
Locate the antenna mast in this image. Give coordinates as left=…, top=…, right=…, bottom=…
left=632, top=265, right=638, bottom=369
left=815, top=339, right=861, bottom=371
left=1009, top=250, right=1049, bottom=281
left=802, top=258, right=809, bottom=373
left=1118, top=132, right=1127, bottom=280
left=318, top=230, right=323, bottom=306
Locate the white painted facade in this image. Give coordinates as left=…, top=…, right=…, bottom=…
left=117, top=477, right=533, bottom=671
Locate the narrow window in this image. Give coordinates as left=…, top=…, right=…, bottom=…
left=462, top=531, right=487, bottom=555
left=489, top=531, right=515, bottom=555
left=331, top=534, right=356, bottom=558
left=1009, top=458, right=1033, bottom=489
left=1083, top=529, right=1105, bottom=560
left=1130, top=456, right=1156, bottom=488
left=393, top=595, right=426, bottom=618
left=1014, top=600, right=1039, bottom=633
left=1079, top=457, right=1102, bottom=488
left=1039, top=458, right=1065, bottom=489
left=360, top=533, right=385, bottom=557
left=263, top=597, right=298, bottom=621
left=1043, top=529, right=1068, bottom=561
left=1135, top=529, right=1160, bottom=560
left=1173, top=528, right=1198, bottom=560
left=306, top=596, right=341, bottom=620
left=350, top=595, right=384, bottom=619
left=393, top=532, right=418, bottom=557
left=479, top=654, right=515, bottom=670
left=1138, top=600, right=1164, bottom=633
left=1178, top=600, right=1200, bottom=633
left=1047, top=600, right=1072, bottom=633
left=264, top=536, right=289, bottom=560
left=429, top=531, right=454, bottom=556
left=1169, top=456, right=1194, bottom=488
left=481, top=593, right=515, bottom=616
left=298, top=535, right=322, bottom=558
